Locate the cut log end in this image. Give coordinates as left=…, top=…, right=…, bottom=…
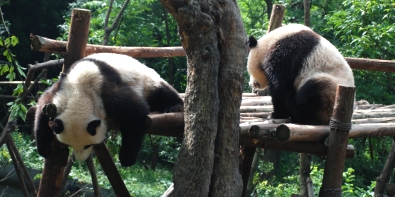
left=275, top=124, right=290, bottom=142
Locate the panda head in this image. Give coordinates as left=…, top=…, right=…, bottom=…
left=247, top=35, right=270, bottom=90
left=47, top=61, right=108, bottom=161
left=247, top=24, right=314, bottom=90
left=50, top=114, right=106, bottom=161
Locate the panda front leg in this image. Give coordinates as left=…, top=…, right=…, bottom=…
left=103, top=87, right=150, bottom=167
left=270, top=91, right=294, bottom=120
left=118, top=114, right=147, bottom=167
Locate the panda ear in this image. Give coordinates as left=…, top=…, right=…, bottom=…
left=49, top=119, right=64, bottom=134
left=87, top=120, right=101, bottom=136
left=249, top=36, right=258, bottom=48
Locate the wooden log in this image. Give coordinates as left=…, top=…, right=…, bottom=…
left=37, top=8, right=91, bottom=197
left=241, top=93, right=259, bottom=97
left=261, top=140, right=355, bottom=158
left=383, top=104, right=395, bottom=109
left=306, top=177, right=315, bottom=197
left=351, top=117, right=395, bottom=124
left=355, top=108, right=395, bottom=112
left=273, top=123, right=395, bottom=142
left=6, top=135, right=30, bottom=197
left=146, top=112, right=184, bottom=138
left=355, top=104, right=384, bottom=110
left=31, top=37, right=395, bottom=73
left=354, top=111, right=395, bottom=119
left=320, top=85, right=355, bottom=197
left=37, top=139, right=69, bottom=197
left=374, top=139, right=395, bottom=196
left=346, top=57, right=395, bottom=72
left=240, top=122, right=276, bottom=137
left=267, top=4, right=285, bottom=32
left=241, top=98, right=272, bottom=106
left=93, top=143, right=130, bottom=197
left=240, top=106, right=273, bottom=113
left=240, top=112, right=270, bottom=118
left=62, top=9, right=91, bottom=73
left=240, top=146, right=257, bottom=197
left=240, top=118, right=266, bottom=123
left=386, top=183, right=395, bottom=196
left=85, top=155, right=102, bottom=197
left=31, top=35, right=186, bottom=58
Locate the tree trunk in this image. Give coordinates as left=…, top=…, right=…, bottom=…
left=159, top=0, right=247, bottom=196
left=303, top=0, right=310, bottom=27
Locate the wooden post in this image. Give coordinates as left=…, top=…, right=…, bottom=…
left=374, top=137, right=395, bottom=196
left=240, top=146, right=257, bottom=197
left=62, top=8, right=91, bottom=72
left=37, top=8, right=91, bottom=197
left=267, top=4, right=285, bottom=33
left=93, top=143, right=130, bottom=197
left=319, top=85, right=355, bottom=197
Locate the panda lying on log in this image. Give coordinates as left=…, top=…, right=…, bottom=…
left=33, top=53, right=184, bottom=167
left=247, top=24, right=354, bottom=125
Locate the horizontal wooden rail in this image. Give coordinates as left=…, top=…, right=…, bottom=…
left=31, top=35, right=395, bottom=72
left=30, top=35, right=186, bottom=58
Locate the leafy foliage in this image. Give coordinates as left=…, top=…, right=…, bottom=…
left=0, top=32, right=28, bottom=121
left=1, top=0, right=74, bottom=66
left=0, top=132, right=174, bottom=197
left=324, top=0, right=395, bottom=104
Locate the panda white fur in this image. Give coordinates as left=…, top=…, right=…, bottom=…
left=247, top=24, right=354, bottom=125
left=34, top=53, right=183, bottom=167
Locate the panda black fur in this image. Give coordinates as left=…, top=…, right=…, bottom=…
left=34, top=53, right=183, bottom=167
left=247, top=24, right=354, bottom=125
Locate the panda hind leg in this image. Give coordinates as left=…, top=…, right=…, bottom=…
left=293, top=77, right=337, bottom=125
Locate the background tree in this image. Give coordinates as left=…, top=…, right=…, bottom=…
left=324, top=0, right=395, bottom=104
left=1, top=0, right=74, bottom=67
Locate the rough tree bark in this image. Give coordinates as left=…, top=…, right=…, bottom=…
left=159, top=0, right=247, bottom=196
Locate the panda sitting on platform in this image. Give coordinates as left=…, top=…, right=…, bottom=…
left=34, top=53, right=184, bottom=167
left=247, top=24, right=354, bottom=125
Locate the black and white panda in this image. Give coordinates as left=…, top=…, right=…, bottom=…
left=34, top=53, right=184, bottom=167
left=247, top=24, right=354, bottom=125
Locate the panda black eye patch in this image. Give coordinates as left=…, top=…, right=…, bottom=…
left=49, top=119, right=64, bottom=134
left=83, top=144, right=93, bottom=150
left=87, top=119, right=101, bottom=136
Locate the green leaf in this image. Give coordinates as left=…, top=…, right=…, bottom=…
left=6, top=72, right=15, bottom=81
left=16, top=63, right=26, bottom=78
left=10, top=36, right=18, bottom=46
left=3, top=49, right=12, bottom=62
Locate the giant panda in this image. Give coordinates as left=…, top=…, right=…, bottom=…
left=247, top=24, right=354, bottom=125
left=34, top=53, right=184, bottom=167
